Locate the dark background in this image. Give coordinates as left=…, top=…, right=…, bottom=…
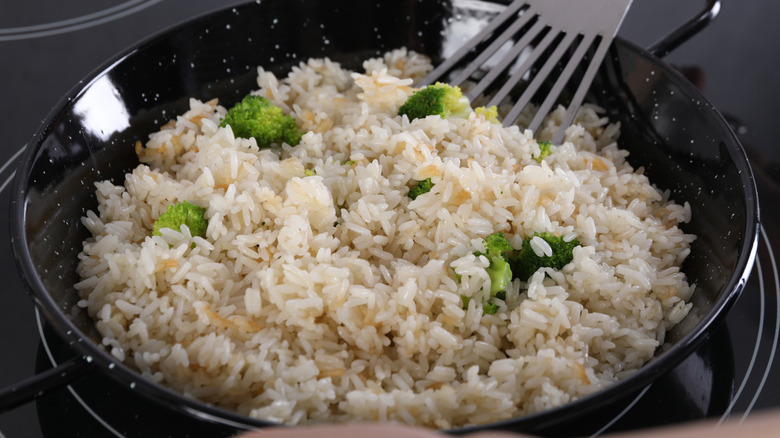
left=0, top=0, right=778, bottom=437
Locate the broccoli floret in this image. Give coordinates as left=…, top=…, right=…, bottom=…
left=482, top=232, right=515, bottom=258
left=460, top=295, right=499, bottom=315
left=486, top=257, right=512, bottom=295
left=483, top=301, right=499, bottom=315
left=219, top=95, right=302, bottom=148
left=476, top=232, right=515, bottom=296
left=534, top=141, right=552, bottom=163
left=152, top=201, right=208, bottom=237
left=460, top=232, right=515, bottom=314
left=508, top=232, right=580, bottom=280
left=398, top=82, right=472, bottom=121
left=460, top=232, right=580, bottom=314
left=408, top=178, right=434, bottom=200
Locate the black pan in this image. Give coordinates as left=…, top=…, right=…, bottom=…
left=3, top=0, right=759, bottom=436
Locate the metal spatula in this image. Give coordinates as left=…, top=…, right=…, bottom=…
left=418, top=0, right=633, bottom=144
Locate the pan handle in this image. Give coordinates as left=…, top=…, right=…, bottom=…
left=0, top=354, right=95, bottom=412
left=646, top=0, right=721, bottom=58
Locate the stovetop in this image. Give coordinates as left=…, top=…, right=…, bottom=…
left=1, top=1, right=779, bottom=437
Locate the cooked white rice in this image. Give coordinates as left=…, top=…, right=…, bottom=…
left=75, top=48, right=696, bottom=429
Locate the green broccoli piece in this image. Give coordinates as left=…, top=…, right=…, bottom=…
left=534, top=141, right=552, bottom=163
left=508, top=232, right=580, bottom=280
left=461, top=232, right=579, bottom=313
left=152, top=201, right=208, bottom=238
left=219, top=95, right=302, bottom=148
left=460, top=295, right=499, bottom=315
left=486, top=257, right=512, bottom=296
left=483, top=301, right=499, bottom=315
left=482, top=232, right=515, bottom=258
left=460, top=233, right=516, bottom=314
left=398, top=82, right=472, bottom=121
left=476, top=232, right=515, bottom=296
left=408, top=178, right=434, bottom=200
